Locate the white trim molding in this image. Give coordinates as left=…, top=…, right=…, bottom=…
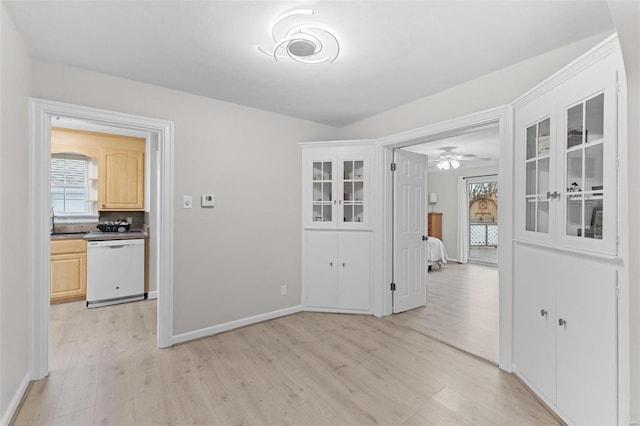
left=28, top=98, right=175, bottom=380
left=172, top=305, right=304, bottom=345
left=512, top=33, right=620, bottom=110
left=374, top=104, right=514, bottom=372
left=147, top=291, right=158, bottom=300
left=0, top=373, right=30, bottom=426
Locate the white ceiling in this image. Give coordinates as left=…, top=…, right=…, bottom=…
left=4, top=1, right=614, bottom=127
left=403, top=125, right=501, bottom=171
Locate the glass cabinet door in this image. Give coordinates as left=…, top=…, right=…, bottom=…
left=565, top=93, right=604, bottom=240
left=341, top=160, right=365, bottom=224
left=312, top=161, right=334, bottom=223
left=525, top=118, right=551, bottom=233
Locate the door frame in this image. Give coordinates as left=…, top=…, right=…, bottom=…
left=466, top=174, right=499, bottom=265
left=28, top=98, right=175, bottom=380
left=374, top=105, right=514, bottom=371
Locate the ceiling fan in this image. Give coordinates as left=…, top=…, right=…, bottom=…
left=430, top=146, right=491, bottom=170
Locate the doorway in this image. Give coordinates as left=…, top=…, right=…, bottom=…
left=379, top=106, right=513, bottom=370
left=467, top=175, right=498, bottom=265
left=28, top=99, right=175, bottom=380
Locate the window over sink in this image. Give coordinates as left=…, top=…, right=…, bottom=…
left=51, top=153, right=98, bottom=222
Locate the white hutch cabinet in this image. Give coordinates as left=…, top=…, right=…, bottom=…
left=513, top=36, right=624, bottom=426
left=301, top=141, right=375, bottom=312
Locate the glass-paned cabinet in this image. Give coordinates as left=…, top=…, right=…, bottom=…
left=565, top=94, right=605, bottom=240
left=525, top=117, right=551, bottom=233
left=312, top=161, right=334, bottom=223
left=515, top=52, right=617, bottom=255
left=303, top=144, right=373, bottom=229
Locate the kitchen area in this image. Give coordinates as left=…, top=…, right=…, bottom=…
left=49, top=126, right=152, bottom=308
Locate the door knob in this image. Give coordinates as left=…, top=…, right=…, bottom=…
left=422, top=235, right=429, bottom=241
left=540, top=309, right=548, bottom=317
left=558, top=318, right=566, bottom=326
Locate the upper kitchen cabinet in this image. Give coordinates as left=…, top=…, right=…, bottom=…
left=51, top=127, right=146, bottom=211
left=514, top=44, right=621, bottom=255
left=99, top=145, right=145, bottom=210
left=301, top=141, right=374, bottom=229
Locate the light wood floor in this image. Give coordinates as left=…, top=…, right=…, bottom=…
left=392, top=262, right=499, bottom=363
left=12, top=298, right=558, bottom=426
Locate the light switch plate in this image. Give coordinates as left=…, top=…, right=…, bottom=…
left=201, top=194, right=215, bottom=207
left=183, top=195, right=193, bottom=209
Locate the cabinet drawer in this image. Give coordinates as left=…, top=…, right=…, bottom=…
left=51, top=239, right=87, bottom=255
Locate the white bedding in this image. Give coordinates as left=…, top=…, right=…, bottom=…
left=427, top=236, right=448, bottom=265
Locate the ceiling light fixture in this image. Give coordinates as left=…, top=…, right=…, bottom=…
left=257, top=9, right=341, bottom=64
left=437, top=158, right=461, bottom=170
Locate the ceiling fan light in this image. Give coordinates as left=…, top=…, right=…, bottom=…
left=441, top=160, right=451, bottom=170
left=450, top=160, right=460, bottom=169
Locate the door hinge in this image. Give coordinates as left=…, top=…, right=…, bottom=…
left=390, top=282, right=396, bottom=291
left=615, top=286, right=620, bottom=300
left=616, top=158, right=620, bottom=171
left=390, top=162, right=396, bottom=172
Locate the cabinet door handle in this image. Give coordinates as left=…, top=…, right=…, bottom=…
left=540, top=309, right=548, bottom=317
left=342, top=262, right=346, bottom=267
left=422, top=235, right=429, bottom=241
left=330, top=262, right=333, bottom=267
left=553, top=191, right=560, bottom=199
left=546, top=191, right=552, bottom=199
left=339, top=200, right=342, bottom=205
left=558, top=318, right=566, bottom=326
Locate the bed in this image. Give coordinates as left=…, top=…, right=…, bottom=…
left=427, top=236, right=448, bottom=270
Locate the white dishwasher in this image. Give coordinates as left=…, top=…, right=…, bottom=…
left=86, top=238, right=145, bottom=308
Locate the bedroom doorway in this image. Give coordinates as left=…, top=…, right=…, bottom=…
left=391, top=123, right=502, bottom=364
left=467, top=176, right=498, bottom=265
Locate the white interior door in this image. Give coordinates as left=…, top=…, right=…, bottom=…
left=393, top=149, right=428, bottom=313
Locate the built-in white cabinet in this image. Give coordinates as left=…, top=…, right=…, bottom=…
left=304, top=231, right=370, bottom=311
left=515, top=46, right=619, bottom=255
left=513, top=37, right=624, bottom=426
left=302, top=143, right=373, bottom=229
left=514, top=244, right=617, bottom=426
left=301, top=141, right=374, bottom=312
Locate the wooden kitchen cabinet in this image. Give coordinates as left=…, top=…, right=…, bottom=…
left=428, top=213, right=442, bottom=240
left=99, top=146, right=145, bottom=211
left=51, top=127, right=146, bottom=211
left=50, top=239, right=87, bottom=303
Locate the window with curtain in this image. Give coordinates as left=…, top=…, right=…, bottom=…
left=51, top=154, right=96, bottom=219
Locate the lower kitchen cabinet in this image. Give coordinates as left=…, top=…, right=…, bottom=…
left=304, top=231, right=370, bottom=311
left=514, top=243, right=617, bottom=426
left=50, top=239, right=87, bottom=303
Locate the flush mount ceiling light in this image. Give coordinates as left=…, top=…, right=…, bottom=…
left=257, top=9, right=341, bottom=64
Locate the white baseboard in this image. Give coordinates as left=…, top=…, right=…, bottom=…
left=303, top=306, right=372, bottom=315
left=171, top=305, right=303, bottom=345
left=147, top=291, right=158, bottom=300
left=0, top=373, right=30, bottom=426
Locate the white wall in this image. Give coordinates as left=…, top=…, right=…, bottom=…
left=428, top=165, right=499, bottom=259
left=30, top=61, right=340, bottom=334
left=608, top=2, right=640, bottom=422
left=338, top=32, right=611, bottom=139
left=0, top=3, right=31, bottom=422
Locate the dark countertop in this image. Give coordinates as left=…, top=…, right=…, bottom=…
left=83, top=230, right=149, bottom=241
left=50, top=232, right=90, bottom=241
left=51, top=230, right=149, bottom=241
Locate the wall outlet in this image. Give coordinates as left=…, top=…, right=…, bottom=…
left=280, top=285, right=287, bottom=296
left=183, top=195, right=192, bottom=209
